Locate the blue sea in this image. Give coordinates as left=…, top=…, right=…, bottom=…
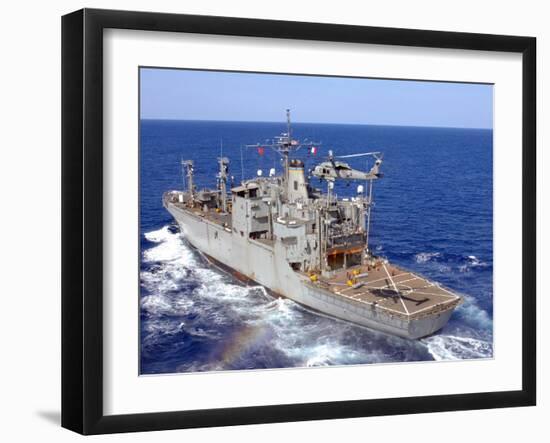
left=139, top=120, right=493, bottom=374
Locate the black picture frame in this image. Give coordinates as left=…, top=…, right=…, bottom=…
left=61, top=8, right=536, bottom=435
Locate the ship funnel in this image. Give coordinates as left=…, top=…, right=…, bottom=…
left=287, top=159, right=308, bottom=202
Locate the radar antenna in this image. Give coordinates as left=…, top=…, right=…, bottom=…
left=244, top=110, right=320, bottom=197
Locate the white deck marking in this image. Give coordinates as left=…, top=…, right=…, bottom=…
left=409, top=283, right=436, bottom=290
left=433, top=283, right=461, bottom=297
left=406, top=290, right=460, bottom=299
left=389, top=275, right=424, bottom=286
left=338, top=286, right=355, bottom=294
left=406, top=297, right=460, bottom=316
left=359, top=272, right=409, bottom=287
left=319, top=267, right=460, bottom=318
left=408, top=273, right=458, bottom=295
left=362, top=279, right=428, bottom=290
left=332, top=289, right=404, bottom=315
left=382, top=263, right=409, bottom=315
left=339, top=292, right=406, bottom=315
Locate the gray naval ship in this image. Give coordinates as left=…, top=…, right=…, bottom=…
left=163, top=111, right=462, bottom=339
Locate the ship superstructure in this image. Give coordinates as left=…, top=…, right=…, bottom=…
left=163, top=111, right=462, bottom=339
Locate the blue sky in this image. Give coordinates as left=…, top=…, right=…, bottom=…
left=140, top=68, right=493, bottom=129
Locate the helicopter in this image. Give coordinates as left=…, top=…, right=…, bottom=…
left=310, top=150, right=384, bottom=182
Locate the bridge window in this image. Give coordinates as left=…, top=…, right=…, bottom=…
left=293, top=181, right=298, bottom=191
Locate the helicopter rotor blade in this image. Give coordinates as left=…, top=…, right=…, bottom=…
left=336, top=151, right=381, bottom=159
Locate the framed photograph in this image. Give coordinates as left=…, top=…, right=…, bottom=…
left=61, top=8, right=536, bottom=435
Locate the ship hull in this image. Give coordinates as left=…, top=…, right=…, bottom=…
left=166, top=202, right=454, bottom=339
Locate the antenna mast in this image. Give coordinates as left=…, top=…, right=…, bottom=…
left=286, top=108, right=291, bottom=140
left=217, top=156, right=229, bottom=212
left=365, top=178, right=374, bottom=253
left=181, top=159, right=195, bottom=201
left=284, top=108, right=292, bottom=187
left=180, top=156, right=186, bottom=191
left=239, top=144, right=244, bottom=185
left=244, top=110, right=320, bottom=199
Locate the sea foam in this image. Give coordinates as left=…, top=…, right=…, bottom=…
left=140, top=224, right=493, bottom=372
left=422, top=335, right=493, bottom=361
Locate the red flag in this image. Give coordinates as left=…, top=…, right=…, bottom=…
left=257, top=147, right=264, bottom=156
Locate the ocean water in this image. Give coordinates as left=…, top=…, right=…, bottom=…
left=139, top=120, right=493, bottom=374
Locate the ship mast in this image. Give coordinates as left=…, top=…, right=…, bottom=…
left=181, top=159, right=195, bottom=201
left=217, top=156, right=229, bottom=212
left=284, top=108, right=291, bottom=188
left=365, top=177, right=374, bottom=253
left=245, top=110, right=319, bottom=200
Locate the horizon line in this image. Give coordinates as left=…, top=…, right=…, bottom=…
left=139, top=117, right=492, bottom=131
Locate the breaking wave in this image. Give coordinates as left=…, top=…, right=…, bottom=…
left=455, top=294, right=493, bottom=330
left=414, top=252, right=441, bottom=263
left=414, top=251, right=489, bottom=273
left=140, top=225, right=493, bottom=373
left=423, top=335, right=493, bottom=361
left=459, top=255, right=490, bottom=273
